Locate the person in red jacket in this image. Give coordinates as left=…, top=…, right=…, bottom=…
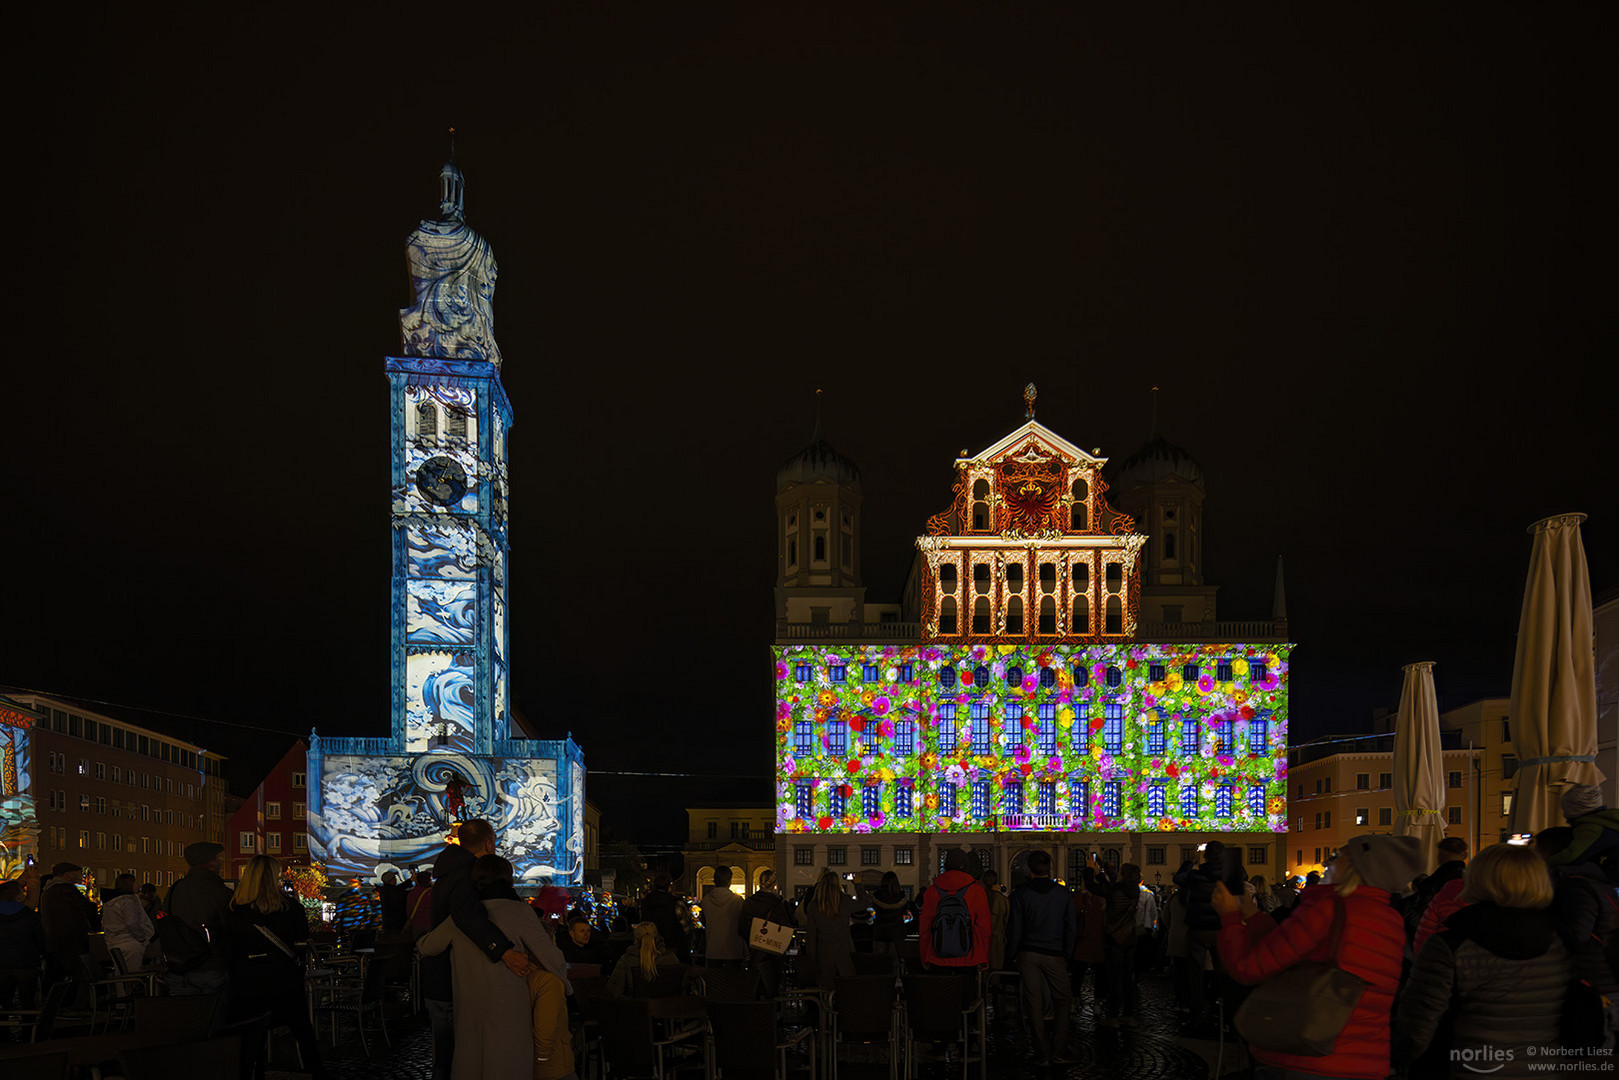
left=1412, top=874, right=1467, bottom=955
left=1212, top=834, right=1419, bottom=1080
left=919, top=848, right=991, bottom=972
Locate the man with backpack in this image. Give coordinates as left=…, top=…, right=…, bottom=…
left=162, top=842, right=233, bottom=1005
left=919, top=848, right=991, bottom=972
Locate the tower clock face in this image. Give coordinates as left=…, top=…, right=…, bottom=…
left=416, top=456, right=469, bottom=506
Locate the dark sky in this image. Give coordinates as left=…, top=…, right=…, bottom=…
left=12, top=6, right=1615, bottom=846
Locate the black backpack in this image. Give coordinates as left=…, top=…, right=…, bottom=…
left=156, top=911, right=211, bottom=974
left=931, top=883, right=975, bottom=960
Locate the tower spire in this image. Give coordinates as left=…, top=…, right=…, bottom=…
left=1149, top=385, right=1160, bottom=440
left=1272, top=554, right=1289, bottom=626
left=811, top=388, right=823, bottom=442
left=1024, top=382, right=1037, bottom=421
left=438, top=127, right=465, bottom=221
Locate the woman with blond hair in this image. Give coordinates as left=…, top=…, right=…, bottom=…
left=1212, top=835, right=1413, bottom=1079
left=227, top=854, right=327, bottom=1078
left=605, top=921, right=684, bottom=998
left=1396, top=842, right=1612, bottom=1076
left=795, top=869, right=875, bottom=989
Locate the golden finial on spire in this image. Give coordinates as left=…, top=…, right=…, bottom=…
left=1024, top=382, right=1037, bottom=421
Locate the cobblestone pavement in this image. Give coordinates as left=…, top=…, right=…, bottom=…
left=278, top=967, right=1214, bottom=1080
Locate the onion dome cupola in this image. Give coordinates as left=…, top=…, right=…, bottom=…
left=1104, top=389, right=1206, bottom=587
left=775, top=392, right=863, bottom=591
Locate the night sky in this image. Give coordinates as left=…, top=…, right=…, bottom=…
left=13, top=7, right=1615, bottom=848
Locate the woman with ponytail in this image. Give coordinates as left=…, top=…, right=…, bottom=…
left=606, top=922, right=683, bottom=998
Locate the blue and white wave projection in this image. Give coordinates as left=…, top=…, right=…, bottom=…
left=406, top=650, right=477, bottom=753
left=407, top=522, right=478, bottom=580
left=407, top=581, right=477, bottom=646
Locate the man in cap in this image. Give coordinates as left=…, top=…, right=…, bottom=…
left=164, top=841, right=233, bottom=1003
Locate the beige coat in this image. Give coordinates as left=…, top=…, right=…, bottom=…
left=418, top=898, right=566, bottom=1080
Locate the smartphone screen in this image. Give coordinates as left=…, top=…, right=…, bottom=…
left=1221, top=848, right=1247, bottom=894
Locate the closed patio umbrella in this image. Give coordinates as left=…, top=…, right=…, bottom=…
left=1393, top=661, right=1445, bottom=872
left=1509, top=513, right=1602, bottom=836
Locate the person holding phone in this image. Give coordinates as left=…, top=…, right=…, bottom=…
left=1171, top=841, right=1227, bottom=1029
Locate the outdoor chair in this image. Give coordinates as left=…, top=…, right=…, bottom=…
left=696, top=967, right=758, bottom=1003
left=703, top=998, right=815, bottom=1080
left=118, top=1035, right=240, bottom=1080
left=851, top=952, right=896, bottom=977
left=569, top=975, right=611, bottom=1080
left=76, top=953, right=147, bottom=1033
left=131, top=992, right=223, bottom=1042
left=900, top=972, right=985, bottom=1080
left=0, top=980, right=85, bottom=1043
left=593, top=994, right=706, bottom=1079
left=628, top=962, right=693, bottom=999
left=313, top=956, right=391, bottom=1055
left=828, top=975, right=901, bottom=1080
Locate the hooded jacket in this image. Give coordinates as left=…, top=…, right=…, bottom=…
left=1550, top=808, right=1619, bottom=868
left=1396, top=902, right=1587, bottom=1076
left=0, top=899, right=45, bottom=969
left=1218, top=884, right=1405, bottom=1079
left=918, top=870, right=991, bottom=968
left=1007, top=877, right=1075, bottom=959
left=1551, top=862, right=1619, bottom=954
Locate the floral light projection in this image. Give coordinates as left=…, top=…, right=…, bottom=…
left=774, top=643, right=1290, bottom=836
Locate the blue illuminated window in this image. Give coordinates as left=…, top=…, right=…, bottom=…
left=1181, top=719, right=1199, bottom=758
left=1248, top=787, right=1267, bottom=816
left=1215, top=786, right=1234, bottom=819
left=894, top=721, right=915, bottom=756
left=1071, top=665, right=1089, bottom=687
left=1216, top=660, right=1233, bottom=682
left=896, top=785, right=915, bottom=818
left=861, top=724, right=879, bottom=754
left=862, top=785, right=880, bottom=817
left=1216, top=722, right=1234, bottom=755
left=827, top=720, right=848, bottom=756
left=1037, top=782, right=1056, bottom=814
left=1006, top=666, right=1023, bottom=688
left=1182, top=664, right=1199, bottom=683
left=1106, top=666, right=1122, bottom=688
left=1250, top=662, right=1268, bottom=683
left=1073, top=715, right=1089, bottom=754
left=1071, top=780, right=1090, bottom=816
left=1249, top=718, right=1269, bottom=753
left=1036, top=703, right=1057, bottom=755
left=794, top=664, right=812, bottom=682
left=940, top=782, right=958, bottom=817
left=793, top=720, right=815, bottom=757
left=1147, top=782, right=1167, bottom=817
left=1147, top=716, right=1167, bottom=755
left=971, top=782, right=992, bottom=818
left=830, top=664, right=847, bottom=682
left=1103, top=703, right=1124, bottom=753
left=1181, top=786, right=1198, bottom=817
left=940, top=666, right=956, bottom=689
left=1149, top=664, right=1166, bottom=683
left=862, top=664, right=880, bottom=683
left=899, top=663, right=914, bottom=683
left=830, top=788, right=848, bottom=817
left=795, top=782, right=813, bottom=817
left=1103, top=782, right=1121, bottom=817
left=1003, top=782, right=1024, bottom=815
left=937, top=704, right=958, bottom=752
left=1040, top=666, right=1056, bottom=689
left=970, top=703, right=992, bottom=754
left=973, top=665, right=990, bottom=687
left=1003, top=704, right=1023, bottom=743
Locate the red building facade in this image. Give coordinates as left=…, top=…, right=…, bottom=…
left=226, top=739, right=310, bottom=878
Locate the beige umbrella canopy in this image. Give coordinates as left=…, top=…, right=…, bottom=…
left=1509, top=513, right=1603, bottom=837
left=1394, top=661, right=1446, bottom=872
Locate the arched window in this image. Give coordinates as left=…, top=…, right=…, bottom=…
left=972, top=478, right=990, bottom=531
left=444, top=407, right=468, bottom=440
left=1072, top=561, right=1089, bottom=592
left=1006, top=596, right=1024, bottom=635
left=1106, top=562, right=1123, bottom=591
left=1106, top=595, right=1123, bottom=634
left=1070, top=479, right=1089, bottom=531
left=939, top=596, right=958, bottom=634
left=416, top=401, right=438, bottom=440
left=1073, top=593, right=1090, bottom=634
left=1039, top=596, right=1056, bottom=634
left=973, top=563, right=992, bottom=596
left=787, top=539, right=797, bottom=567
left=973, top=596, right=991, bottom=634
left=1164, top=531, right=1177, bottom=560
left=939, top=563, right=957, bottom=595
left=814, top=535, right=826, bottom=562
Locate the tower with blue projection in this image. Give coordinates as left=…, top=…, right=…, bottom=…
left=307, top=156, right=584, bottom=884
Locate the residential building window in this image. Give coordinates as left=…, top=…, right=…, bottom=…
left=1070, top=781, right=1089, bottom=817
left=1324, top=811, right=1332, bottom=828
left=1314, top=812, right=1322, bottom=830
left=1448, top=807, right=1462, bottom=825
left=827, top=720, right=848, bottom=756
left=1037, top=782, right=1056, bottom=814
left=1146, top=716, right=1166, bottom=755
left=1181, top=787, right=1199, bottom=817
left=1249, top=847, right=1267, bottom=865
left=1501, top=754, right=1518, bottom=780
left=1215, top=786, right=1234, bottom=819
left=1250, top=662, right=1268, bottom=683
left=1002, top=705, right=1022, bottom=744
left=1379, top=772, right=1392, bottom=788
left=971, top=782, right=992, bottom=818
left=1215, top=721, right=1233, bottom=755
left=862, top=785, right=881, bottom=818
left=1105, top=666, right=1122, bottom=688
left=1248, top=718, right=1268, bottom=753
left=1147, top=847, right=1165, bottom=865
left=240, top=832, right=256, bottom=852
left=1324, top=777, right=1332, bottom=793
left=707, top=821, right=717, bottom=839
left=1103, top=703, right=1124, bottom=753
left=1149, top=664, right=1166, bottom=683
left=1356, top=774, right=1370, bottom=790
left=1146, top=782, right=1167, bottom=818
left=1449, top=771, right=1462, bottom=789
left=78, top=830, right=88, bottom=849
left=1071, top=665, right=1088, bottom=688
left=1181, top=719, right=1199, bottom=758
left=861, top=847, right=881, bottom=866
left=895, top=847, right=914, bottom=866
left=940, top=782, right=959, bottom=818
left=894, top=720, right=915, bottom=756
left=1355, top=808, right=1369, bottom=826
left=862, top=664, right=880, bottom=683
left=937, top=704, right=957, bottom=752
left=830, top=664, right=846, bottom=683
left=1182, top=664, right=1199, bottom=683
left=1248, top=788, right=1267, bottom=816
left=96, top=832, right=106, bottom=851
left=267, top=833, right=282, bottom=853
left=830, top=788, right=847, bottom=817
left=79, top=795, right=90, bottom=812
left=1502, top=717, right=1511, bottom=743
left=1501, top=792, right=1512, bottom=817
left=794, top=720, right=815, bottom=756
left=1380, top=807, right=1393, bottom=826
left=95, top=763, right=105, bottom=781
left=94, top=797, right=106, bottom=814
left=1216, top=660, right=1233, bottom=682
left=293, top=802, right=305, bottom=819
left=1072, top=714, right=1089, bottom=754
left=940, top=667, right=957, bottom=689
left=970, top=704, right=992, bottom=754
left=794, top=664, right=812, bottom=682
left=293, top=834, right=307, bottom=853
left=1003, top=782, right=1024, bottom=816
left=292, top=772, right=306, bottom=788
left=794, top=847, right=814, bottom=866
left=1315, top=847, right=1322, bottom=864
left=266, top=801, right=281, bottom=820
left=795, top=783, right=813, bottom=818
left=861, top=724, right=879, bottom=754
left=730, top=822, right=739, bottom=839
left=828, top=847, right=847, bottom=866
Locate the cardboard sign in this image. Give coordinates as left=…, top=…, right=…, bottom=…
left=749, top=917, right=793, bottom=955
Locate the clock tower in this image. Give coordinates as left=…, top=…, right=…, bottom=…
left=307, top=156, right=583, bottom=884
